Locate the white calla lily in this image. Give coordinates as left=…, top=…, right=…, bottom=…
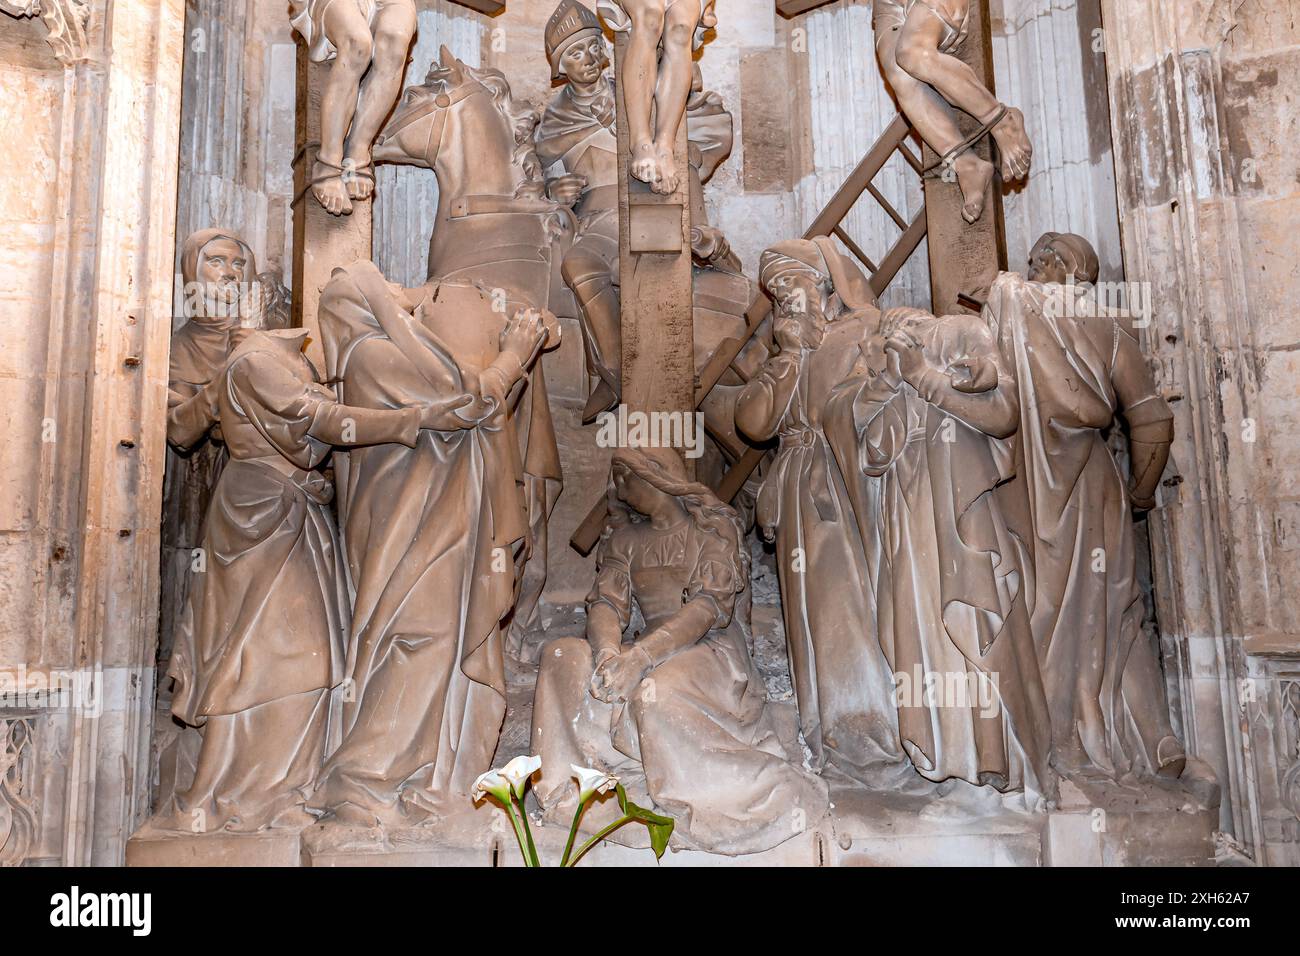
left=499, top=754, right=542, bottom=799
left=471, top=768, right=512, bottom=805
left=571, top=765, right=617, bottom=804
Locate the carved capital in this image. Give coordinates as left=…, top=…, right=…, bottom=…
left=1, top=0, right=91, bottom=65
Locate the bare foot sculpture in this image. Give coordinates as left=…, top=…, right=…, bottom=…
left=874, top=0, right=1032, bottom=222
left=290, top=0, right=417, bottom=215
left=599, top=0, right=717, bottom=195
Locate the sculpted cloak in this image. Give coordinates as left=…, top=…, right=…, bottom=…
left=531, top=450, right=829, bottom=854
left=829, top=309, right=1054, bottom=798
left=988, top=272, right=1182, bottom=777
left=167, top=329, right=425, bottom=831
left=736, top=238, right=906, bottom=785
left=312, top=261, right=554, bottom=821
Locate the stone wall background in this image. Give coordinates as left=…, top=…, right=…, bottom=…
left=1, top=0, right=185, bottom=865
left=1099, top=0, right=1300, bottom=865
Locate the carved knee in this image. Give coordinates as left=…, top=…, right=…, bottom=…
left=562, top=247, right=609, bottom=291
left=625, top=0, right=665, bottom=33
left=896, top=41, right=939, bottom=84
left=335, top=30, right=375, bottom=73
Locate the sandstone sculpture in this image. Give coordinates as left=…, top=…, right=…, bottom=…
left=157, top=328, right=470, bottom=833
left=290, top=0, right=418, bottom=215
left=531, top=447, right=828, bottom=854
left=826, top=303, right=1055, bottom=800
left=991, top=232, right=1186, bottom=780
left=597, top=0, right=717, bottom=195
left=734, top=238, right=910, bottom=787
left=372, top=50, right=566, bottom=651
left=874, top=0, right=1031, bottom=223
left=309, top=261, right=554, bottom=826
left=538, top=2, right=756, bottom=423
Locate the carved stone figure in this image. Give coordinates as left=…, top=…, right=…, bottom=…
left=537, top=4, right=756, bottom=422
left=373, top=51, right=567, bottom=648
left=309, top=261, right=554, bottom=826
left=825, top=303, right=1055, bottom=799
left=596, top=0, right=717, bottom=194
left=874, top=0, right=1031, bottom=223
left=539, top=0, right=623, bottom=419
left=168, top=229, right=290, bottom=449
left=531, top=447, right=829, bottom=854
left=290, top=0, right=418, bottom=215
left=734, top=239, right=909, bottom=787
left=157, top=328, right=466, bottom=833
left=989, top=233, right=1185, bottom=780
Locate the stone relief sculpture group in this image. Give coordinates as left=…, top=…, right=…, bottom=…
left=156, top=0, right=1203, bottom=856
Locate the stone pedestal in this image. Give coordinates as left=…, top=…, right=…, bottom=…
left=1042, top=778, right=1217, bottom=868
left=126, top=825, right=305, bottom=867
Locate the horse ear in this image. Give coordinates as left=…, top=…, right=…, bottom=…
left=438, top=44, right=467, bottom=83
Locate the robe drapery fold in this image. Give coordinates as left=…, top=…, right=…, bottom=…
left=313, top=261, right=557, bottom=819
left=830, top=313, right=1053, bottom=797
left=167, top=329, right=418, bottom=831
left=739, top=309, right=905, bottom=785
left=988, top=272, right=1178, bottom=777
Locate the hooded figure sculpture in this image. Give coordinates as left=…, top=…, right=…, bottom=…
left=735, top=237, right=910, bottom=788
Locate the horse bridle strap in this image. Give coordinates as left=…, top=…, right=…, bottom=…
left=379, top=80, right=490, bottom=166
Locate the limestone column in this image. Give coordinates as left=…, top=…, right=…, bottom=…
left=0, top=0, right=186, bottom=865
left=1099, top=0, right=1300, bottom=863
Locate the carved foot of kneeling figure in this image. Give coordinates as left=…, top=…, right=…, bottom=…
left=311, top=159, right=353, bottom=217
left=952, top=150, right=995, bottom=224
left=989, top=105, right=1032, bottom=181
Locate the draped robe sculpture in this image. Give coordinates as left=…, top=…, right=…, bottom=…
left=734, top=238, right=908, bottom=787
left=989, top=233, right=1185, bottom=780
left=530, top=447, right=829, bottom=854
left=826, top=305, right=1055, bottom=799
left=310, top=261, right=554, bottom=826
left=159, top=328, right=464, bottom=832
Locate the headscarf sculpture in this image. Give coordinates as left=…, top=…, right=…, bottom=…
left=736, top=237, right=913, bottom=789
left=530, top=446, right=829, bottom=855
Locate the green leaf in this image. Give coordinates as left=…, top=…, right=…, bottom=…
left=614, top=783, right=675, bottom=860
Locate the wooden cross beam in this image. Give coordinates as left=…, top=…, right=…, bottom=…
left=439, top=0, right=506, bottom=14
left=775, top=0, right=837, bottom=16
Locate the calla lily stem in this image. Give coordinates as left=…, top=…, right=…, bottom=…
left=565, top=814, right=636, bottom=867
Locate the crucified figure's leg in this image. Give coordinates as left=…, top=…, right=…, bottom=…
left=621, top=0, right=668, bottom=190
left=895, top=4, right=1032, bottom=181
left=314, top=2, right=375, bottom=216
left=878, top=26, right=993, bottom=224
left=646, top=0, right=704, bottom=195
left=344, top=0, right=418, bottom=202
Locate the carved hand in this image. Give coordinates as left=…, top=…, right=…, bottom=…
left=947, top=357, right=999, bottom=394
left=884, top=331, right=928, bottom=386
left=546, top=174, right=588, bottom=207
left=500, top=309, right=550, bottom=369
left=690, top=225, right=730, bottom=265
left=589, top=645, right=652, bottom=704
left=419, top=394, right=478, bottom=430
